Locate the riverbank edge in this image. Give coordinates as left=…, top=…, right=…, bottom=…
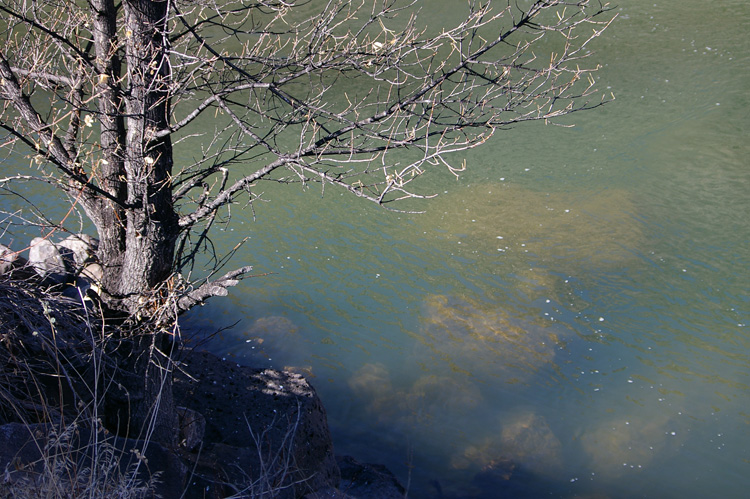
left=0, top=344, right=407, bottom=498
left=0, top=251, right=405, bottom=497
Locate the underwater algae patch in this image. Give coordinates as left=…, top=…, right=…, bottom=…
left=348, top=363, right=483, bottom=428
left=418, top=183, right=645, bottom=272
left=417, top=294, right=564, bottom=384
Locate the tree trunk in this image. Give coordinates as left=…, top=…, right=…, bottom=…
left=89, top=0, right=128, bottom=283
left=93, top=0, right=179, bottom=315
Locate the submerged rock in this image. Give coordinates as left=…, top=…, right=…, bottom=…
left=452, top=411, right=562, bottom=478
left=499, top=411, right=563, bottom=475
left=348, top=363, right=393, bottom=402
left=415, top=183, right=644, bottom=271
left=472, top=456, right=517, bottom=488
left=420, top=294, right=561, bottom=383
left=212, top=315, right=311, bottom=370
left=408, top=375, right=483, bottom=414
left=349, top=363, right=483, bottom=430
left=579, top=412, right=686, bottom=478
left=249, top=315, right=299, bottom=335
left=333, top=455, right=407, bottom=499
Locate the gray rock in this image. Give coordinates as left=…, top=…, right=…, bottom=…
left=79, top=262, right=104, bottom=300
left=28, top=237, right=69, bottom=283
left=0, top=244, right=24, bottom=276
left=0, top=245, right=13, bottom=275
left=178, top=406, right=206, bottom=452
left=81, top=262, right=103, bottom=283
left=173, top=351, right=341, bottom=498
left=58, top=233, right=98, bottom=268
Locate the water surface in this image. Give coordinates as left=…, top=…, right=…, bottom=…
left=2, top=1, right=749, bottom=497
left=183, top=2, right=750, bottom=497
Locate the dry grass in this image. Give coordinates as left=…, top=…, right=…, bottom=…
left=0, top=422, right=160, bottom=498
left=0, top=275, right=103, bottom=426
left=222, top=406, right=308, bottom=499
left=0, top=275, right=160, bottom=497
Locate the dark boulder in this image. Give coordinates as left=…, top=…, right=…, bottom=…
left=173, top=350, right=341, bottom=498
left=334, top=455, right=407, bottom=499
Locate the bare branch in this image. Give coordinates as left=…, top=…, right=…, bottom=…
left=175, top=265, right=255, bottom=313
left=1, top=0, right=614, bottom=316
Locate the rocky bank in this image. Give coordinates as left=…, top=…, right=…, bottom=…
left=1, top=347, right=406, bottom=498
left=0, top=237, right=405, bottom=498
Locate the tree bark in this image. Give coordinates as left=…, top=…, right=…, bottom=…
left=90, top=0, right=129, bottom=281
left=92, top=0, right=179, bottom=314
left=122, top=0, right=178, bottom=290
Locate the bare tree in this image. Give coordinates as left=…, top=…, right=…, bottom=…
left=1, top=0, right=614, bottom=316
left=0, top=0, right=613, bottom=445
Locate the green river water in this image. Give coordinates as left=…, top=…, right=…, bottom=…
left=2, top=1, right=749, bottom=497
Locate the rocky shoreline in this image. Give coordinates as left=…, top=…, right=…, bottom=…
left=0, top=236, right=405, bottom=498
left=1, top=347, right=406, bottom=498
left=171, top=348, right=408, bottom=498
left=0, top=347, right=406, bottom=498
